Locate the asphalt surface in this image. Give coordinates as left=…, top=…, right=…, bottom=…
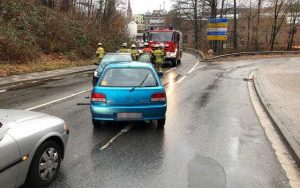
left=0, top=54, right=292, bottom=188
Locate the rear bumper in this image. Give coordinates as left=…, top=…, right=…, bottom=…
left=90, top=104, right=167, bottom=121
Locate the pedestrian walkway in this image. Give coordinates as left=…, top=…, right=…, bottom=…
left=0, top=65, right=96, bottom=87
left=254, top=60, right=300, bottom=164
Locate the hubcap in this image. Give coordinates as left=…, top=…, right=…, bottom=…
left=39, top=147, right=59, bottom=181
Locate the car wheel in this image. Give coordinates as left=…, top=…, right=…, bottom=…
left=157, top=118, right=166, bottom=128
left=171, top=59, right=177, bottom=67
left=26, top=140, right=62, bottom=187
left=92, top=119, right=102, bottom=128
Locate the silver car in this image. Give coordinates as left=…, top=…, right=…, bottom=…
left=0, top=109, right=69, bottom=188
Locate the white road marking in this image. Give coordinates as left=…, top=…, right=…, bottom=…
left=176, top=76, right=186, bottom=84
left=100, top=124, right=133, bottom=150
left=248, top=72, right=300, bottom=188
left=0, top=89, right=7, bottom=93
left=188, top=65, right=206, bottom=74
left=166, top=67, right=176, bottom=73
left=25, top=88, right=92, bottom=111
left=187, top=61, right=200, bottom=74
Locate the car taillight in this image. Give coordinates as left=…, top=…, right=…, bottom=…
left=91, top=92, right=106, bottom=102
left=151, top=92, right=166, bottom=102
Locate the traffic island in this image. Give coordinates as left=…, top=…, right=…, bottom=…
left=253, top=61, right=300, bottom=167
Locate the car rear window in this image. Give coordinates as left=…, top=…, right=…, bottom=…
left=100, top=68, right=158, bottom=87
left=101, top=55, right=132, bottom=64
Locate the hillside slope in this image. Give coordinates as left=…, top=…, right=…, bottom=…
left=0, top=0, right=127, bottom=63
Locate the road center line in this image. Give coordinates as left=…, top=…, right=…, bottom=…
left=187, top=61, right=200, bottom=74
left=100, top=124, right=133, bottom=151
left=0, top=89, right=7, bottom=93
left=188, top=65, right=206, bottom=74
left=25, top=88, right=92, bottom=111
left=176, top=76, right=186, bottom=84
left=248, top=72, right=300, bottom=188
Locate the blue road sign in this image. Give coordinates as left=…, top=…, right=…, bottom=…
left=207, top=31, right=228, bottom=36
left=208, top=18, right=228, bottom=23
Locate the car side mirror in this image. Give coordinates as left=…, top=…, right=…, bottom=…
left=94, top=63, right=99, bottom=66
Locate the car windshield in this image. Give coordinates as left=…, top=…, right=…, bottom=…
left=100, top=54, right=132, bottom=67
left=149, top=32, right=173, bottom=41
left=138, top=54, right=151, bottom=63
left=100, top=68, right=158, bottom=87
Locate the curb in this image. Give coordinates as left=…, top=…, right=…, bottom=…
left=253, top=71, right=300, bottom=168
left=0, top=67, right=96, bottom=89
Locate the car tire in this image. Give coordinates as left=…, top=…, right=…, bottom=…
left=26, top=140, right=62, bottom=188
left=157, top=118, right=166, bottom=128
left=171, top=59, right=177, bottom=67
left=92, top=119, right=102, bottom=128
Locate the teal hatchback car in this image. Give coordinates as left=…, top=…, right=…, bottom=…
left=90, top=62, right=167, bottom=127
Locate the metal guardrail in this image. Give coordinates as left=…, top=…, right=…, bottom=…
left=184, top=48, right=300, bottom=61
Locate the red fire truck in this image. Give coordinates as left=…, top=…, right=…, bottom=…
left=143, top=28, right=183, bottom=67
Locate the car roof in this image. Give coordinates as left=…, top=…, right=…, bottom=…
left=104, top=62, right=153, bottom=69
left=104, top=53, right=131, bottom=55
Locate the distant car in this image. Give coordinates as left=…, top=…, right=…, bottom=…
left=90, top=62, right=167, bottom=127
left=93, top=53, right=133, bottom=86
left=0, top=109, right=69, bottom=188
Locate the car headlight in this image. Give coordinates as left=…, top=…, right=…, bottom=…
left=167, top=52, right=176, bottom=57
left=94, top=71, right=99, bottom=77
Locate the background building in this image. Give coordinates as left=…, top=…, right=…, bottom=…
left=144, top=9, right=168, bottom=30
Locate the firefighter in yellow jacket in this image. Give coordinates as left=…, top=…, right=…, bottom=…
left=119, top=43, right=130, bottom=53
left=96, top=43, right=105, bottom=63
left=152, top=44, right=164, bottom=72
left=130, top=44, right=139, bottom=61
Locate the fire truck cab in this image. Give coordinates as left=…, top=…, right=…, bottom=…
left=144, top=28, right=183, bottom=67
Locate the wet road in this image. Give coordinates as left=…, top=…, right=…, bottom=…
left=0, top=54, right=292, bottom=187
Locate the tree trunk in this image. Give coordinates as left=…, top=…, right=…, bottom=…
left=253, top=0, right=262, bottom=51
left=233, top=0, right=238, bottom=50
left=193, top=0, right=199, bottom=49
left=60, top=0, right=69, bottom=11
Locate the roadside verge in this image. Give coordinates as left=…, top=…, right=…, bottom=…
left=253, top=63, right=300, bottom=168
left=0, top=65, right=96, bottom=88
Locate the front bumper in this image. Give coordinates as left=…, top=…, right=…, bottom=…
left=90, top=104, right=167, bottom=121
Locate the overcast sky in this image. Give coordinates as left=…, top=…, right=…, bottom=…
left=130, top=0, right=173, bottom=15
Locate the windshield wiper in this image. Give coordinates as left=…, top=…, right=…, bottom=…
left=130, top=73, right=150, bottom=92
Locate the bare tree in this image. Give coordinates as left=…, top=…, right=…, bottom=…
left=287, top=0, right=300, bottom=50
left=174, top=0, right=205, bottom=49
left=233, top=0, right=238, bottom=50
left=253, top=0, right=262, bottom=51
left=60, top=0, right=70, bottom=11
left=270, top=0, right=292, bottom=50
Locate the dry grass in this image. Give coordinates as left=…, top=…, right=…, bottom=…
left=0, top=55, right=95, bottom=77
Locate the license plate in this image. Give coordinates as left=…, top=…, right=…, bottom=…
left=117, top=113, right=143, bottom=120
